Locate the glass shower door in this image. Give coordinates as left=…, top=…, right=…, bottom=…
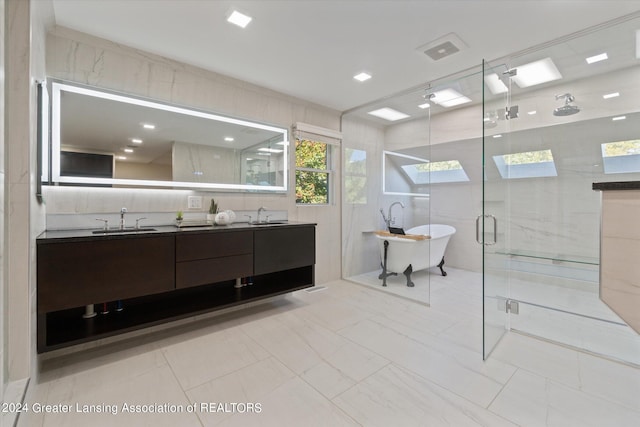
left=481, top=60, right=512, bottom=359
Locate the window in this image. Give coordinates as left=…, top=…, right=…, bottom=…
left=493, top=149, right=557, bottom=179
left=601, top=140, right=640, bottom=174
left=296, top=138, right=331, bottom=204
left=294, top=123, right=341, bottom=204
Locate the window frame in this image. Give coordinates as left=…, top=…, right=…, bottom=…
left=295, top=137, right=334, bottom=206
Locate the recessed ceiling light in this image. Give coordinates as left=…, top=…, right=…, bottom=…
left=131, top=138, right=143, bottom=144
left=124, top=148, right=134, bottom=153
left=258, top=148, right=283, bottom=153
left=484, top=73, right=509, bottom=94
left=418, top=102, right=430, bottom=109
left=603, top=92, right=620, bottom=99
left=493, top=134, right=503, bottom=138
left=511, top=58, right=562, bottom=88
left=353, top=72, right=372, bottom=82
left=367, top=107, right=410, bottom=121
left=430, top=88, right=471, bottom=107
left=117, top=156, right=127, bottom=160
left=227, top=10, right=252, bottom=28
left=612, top=115, right=626, bottom=121
left=142, top=123, right=156, bottom=129
left=586, top=53, right=608, bottom=64
left=224, top=137, right=235, bottom=142
left=527, top=110, right=537, bottom=115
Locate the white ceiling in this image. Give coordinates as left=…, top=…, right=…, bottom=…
left=51, top=1, right=640, bottom=112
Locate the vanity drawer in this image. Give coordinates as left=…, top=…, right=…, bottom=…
left=176, top=231, right=253, bottom=261
left=176, top=254, right=253, bottom=289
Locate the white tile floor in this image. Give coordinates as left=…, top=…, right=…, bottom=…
left=17, top=273, right=640, bottom=426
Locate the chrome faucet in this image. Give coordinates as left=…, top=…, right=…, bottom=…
left=380, top=201, right=405, bottom=230
left=119, top=207, right=128, bottom=230
left=256, top=206, right=267, bottom=223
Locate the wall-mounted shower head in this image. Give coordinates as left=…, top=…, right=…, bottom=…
left=553, top=93, right=580, bottom=116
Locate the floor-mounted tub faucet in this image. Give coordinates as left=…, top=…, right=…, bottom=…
left=380, top=201, right=405, bottom=230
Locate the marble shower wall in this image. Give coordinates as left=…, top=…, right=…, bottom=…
left=43, top=26, right=342, bottom=285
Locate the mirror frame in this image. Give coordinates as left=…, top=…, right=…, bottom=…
left=47, top=80, right=289, bottom=192
left=382, top=150, right=431, bottom=197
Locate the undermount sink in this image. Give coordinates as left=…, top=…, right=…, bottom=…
left=249, top=220, right=288, bottom=225
left=92, top=227, right=157, bottom=234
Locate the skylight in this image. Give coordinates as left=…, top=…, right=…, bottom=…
left=601, top=140, right=640, bottom=174
left=430, top=88, right=471, bottom=107
left=493, top=149, right=557, bottom=179
left=484, top=73, right=509, bottom=94
left=510, top=58, right=562, bottom=88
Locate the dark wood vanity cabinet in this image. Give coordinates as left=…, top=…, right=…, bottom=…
left=37, top=235, right=175, bottom=313
left=254, top=226, right=315, bottom=275
left=176, top=231, right=253, bottom=289
left=37, top=224, right=315, bottom=353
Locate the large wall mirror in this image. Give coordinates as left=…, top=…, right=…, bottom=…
left=43, top=81, right=289, bottom=192
left=383, top=150, right=431, bottom=197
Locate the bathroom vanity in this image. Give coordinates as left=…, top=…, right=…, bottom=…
left=36, top=222, right=315, bottom=353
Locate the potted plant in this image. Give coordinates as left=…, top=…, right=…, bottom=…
left=176, top=210, right=184, bottom=226
left=207, top=198, right=218, bottom=223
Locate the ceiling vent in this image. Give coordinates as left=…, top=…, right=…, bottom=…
left=417, top=32, right=468, bottom=62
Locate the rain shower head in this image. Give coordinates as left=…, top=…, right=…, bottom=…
left=553, top=104, right=581, bottom=116
left=553, top=93, right=580, bottom=116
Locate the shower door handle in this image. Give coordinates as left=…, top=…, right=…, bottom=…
left=486, top=214, right=497, bottom=246
left=476, top=214, right=497, bottom=246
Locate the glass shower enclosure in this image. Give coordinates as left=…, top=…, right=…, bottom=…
left=341, top=12, right=640, bottom=365
left=481, top=14, right=640, bottom=364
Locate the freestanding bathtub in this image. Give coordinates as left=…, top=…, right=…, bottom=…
left=375, top=224, right=456, bottom=287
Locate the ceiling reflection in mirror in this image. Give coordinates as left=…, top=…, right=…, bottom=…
left=47, top=81, right=289, bottom=191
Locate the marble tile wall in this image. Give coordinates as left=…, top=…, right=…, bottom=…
left=43, top=26, right=343, bottom=285
left=6, top=0, right=37, bottom=386
left=3, top=0, right=51, bottom=389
